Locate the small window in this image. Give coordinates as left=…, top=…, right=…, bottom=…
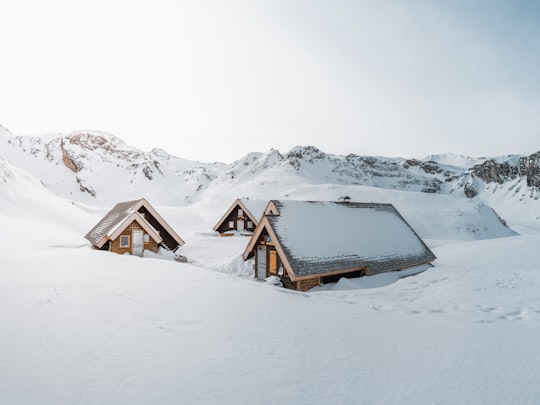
left=143, top=233, right=150, bottom=243
left=120, top=235, right=130, bottom=248
left=229, top=221, right=234, bottom=229
left=247, top=221, right=253, bottom=229
left=238, top=209, right=243, bottom=216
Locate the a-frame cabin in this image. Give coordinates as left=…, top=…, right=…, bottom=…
left=85, top=198, right=185, bottom=257
left=213, top=198, right=268, bottom=236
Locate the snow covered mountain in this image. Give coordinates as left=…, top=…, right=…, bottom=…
left=0, top=125, right=538, bottom=236
left=1, top=130, right=225, bottom=206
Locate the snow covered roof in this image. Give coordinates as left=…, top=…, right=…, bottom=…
left=213, top=198, right=268, bottom=231
left=240, top=198, right=268, bottom=222
left=85, top=198, right=184, bottom=250
left=244, top=200, right=436, bottom=279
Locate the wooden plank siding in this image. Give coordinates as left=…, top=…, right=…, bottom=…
left=296, top=278, right=321, bottom=292
left=215, top=204, right=256, bottom=235
left=110, top=220, right=159, bottom=255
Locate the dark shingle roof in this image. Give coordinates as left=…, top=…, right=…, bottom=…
left=85, top=200, right=142, bottom=247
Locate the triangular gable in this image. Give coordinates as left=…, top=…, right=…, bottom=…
left=213, top=198, right=264, bottom=231
left=242, top=215, right=297, bottom=280
left=264, top=201, right=280, bottom=216
left=104, top=211, right=163, bottom=246
left=133, top=198, right=185, bottom=247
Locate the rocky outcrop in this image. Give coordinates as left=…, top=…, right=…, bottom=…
left=464, top=183, right=478, bottom=198
left=519, top=152, right=540, bottom=187
left=286, top=146, right=326, bottom=170
left=76, top=176, right=96, bottom=197
left=471, top=159, right=518, bottom=184
left=61, top=138, right=80, bottom=173
left=467, top=152, right=540, bottom=191
left=420, top=161, right=443, bottom=175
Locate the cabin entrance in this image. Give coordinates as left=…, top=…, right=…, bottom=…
left=132, top=230, right=144, bottom=257
left=269, top=250, right=278, bottom=275
left=237, top=219, right=244, bottom=232
left=257, top=245, right=266, bottom=280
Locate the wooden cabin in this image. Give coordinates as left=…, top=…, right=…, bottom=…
left=85, top=198, right=185, bottom=257
left=243, top=200, right=436, bottom=291
left=213, top=198, right=268, bottom=236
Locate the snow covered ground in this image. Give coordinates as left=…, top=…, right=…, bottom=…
left=2, top=156, right=540, bottom=404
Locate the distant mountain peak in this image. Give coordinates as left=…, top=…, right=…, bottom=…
left=1, top=126, right=540, bottom=212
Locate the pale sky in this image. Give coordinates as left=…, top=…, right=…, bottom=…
left=1, top=0, right=539, bottom=162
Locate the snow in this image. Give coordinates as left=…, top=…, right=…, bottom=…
left=3, top=132, right=540, bottom=404
left=422, top=153, right=485, bottom=168
left=313, top=264, right=432, bottom=291
left=0, top=124, right=13, bottom=145
left=3, top=236, right=540, bottom=404
left=273, top=200, right=427, bottom=259
left=240, top=198, right=268, bottom=222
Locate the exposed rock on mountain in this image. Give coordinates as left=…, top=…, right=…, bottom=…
left=0, top=125, right=538, bottom=222
left=471, top=159, right=519, bottom=184
left=456, top=152, right=540, bottom=202
left=520, top=152, right=540, bottom=187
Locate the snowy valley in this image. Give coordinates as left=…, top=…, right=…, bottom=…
left=1, top=125, right=540, bottom=404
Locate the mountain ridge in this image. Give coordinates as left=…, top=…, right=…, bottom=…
left=0, top=126, right=538, bottom=231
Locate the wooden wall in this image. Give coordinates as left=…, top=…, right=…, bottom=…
left=216, top=204, right=256, bottom=235
left=110, top=220, right=159, bottom=255
left=296, top=278, right=321, bottom=292
left=254, top=231, right=323, bottom=292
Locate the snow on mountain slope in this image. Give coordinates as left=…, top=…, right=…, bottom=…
left=0, top=130, right=461, bottom=205
left=0, top=124, right=13, bottom=142
left=1, top=124, right=537, bottom=238
left=0, top=157, right=94, bottom=247
left=0, top=130, right=224, bottom=206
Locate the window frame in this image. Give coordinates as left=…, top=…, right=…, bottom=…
left=120, top=235, right=130, bottom=248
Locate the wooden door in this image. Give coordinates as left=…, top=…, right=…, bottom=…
left=237, top=219, right=244, bottom=231
left=269, top=250, right=278, bottom=274
left=257, top=245, right=266, bottom=280
left=132, top=230, right=144, bottom=257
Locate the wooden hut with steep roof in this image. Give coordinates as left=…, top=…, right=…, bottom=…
left=243, top=200, right=436, bottom=291
left=85, top=198, right=184, bottom=257
left=213, top=198, right=268, bottom=236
